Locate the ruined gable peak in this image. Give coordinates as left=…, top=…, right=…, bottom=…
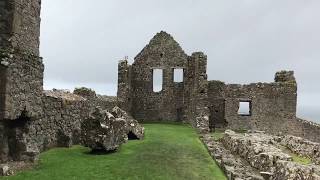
left=134, top=31, right=188, bottom=62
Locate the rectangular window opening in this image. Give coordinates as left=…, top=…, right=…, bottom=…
left=174, top=69, right=184, bottom=83
left=238, top=101, right=252, bottom=116
left=153, top=69, right=163, bottom=92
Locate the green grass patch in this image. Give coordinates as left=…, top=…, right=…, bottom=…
left=291, top=153, right=312, bottom=165
left=279, top=146, right=312, bottom=165
left=211, top=130, right=225, bottom=141
left=2, top=123, right=226, bottom=180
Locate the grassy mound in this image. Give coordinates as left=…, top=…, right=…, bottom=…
left=2, top=123, right=226, bottom=180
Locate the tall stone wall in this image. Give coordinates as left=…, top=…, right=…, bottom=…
left=130, top=31, right=188, bottom=122
left=117, top=60, right=132, bottom=111
left=207, top=80, right=226, bottom=129
left=0, top=0, right=130, bottom=165
left=0, top=0, right=41, bottom=56
left=0, top=51, right=44, bottom=120
left=0, top=0, right=43, bottom=121
left=184, top=52, right=209, bottom=133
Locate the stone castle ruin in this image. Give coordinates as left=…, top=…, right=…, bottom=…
left=117, top=31, right=320, bottom=142
left=1, top=0, right=320, bottom=178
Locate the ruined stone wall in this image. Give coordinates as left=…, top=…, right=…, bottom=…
left=285, top=118, right=320, bottom=143
left=0, top=0, right=43, bottom=121
left=224, top=81, right=297, bottom=133
left=207, top=80, right=226, bottom=129
left=0, top=88, right=118, bottom=163
left=0, top=51, right=44, bottom=120
left=184, top=52, right=210, bottom=133
left=207, top=71, right=298, bottom=135
left=130, top=31, right=188, bottom=122
left=74, top=87, right=117, bottom=111
left=0, top=90, right=85, bottom=163
left=117, top=60, right=132, bottom=112
left=0, top=0, right=41, bottom=56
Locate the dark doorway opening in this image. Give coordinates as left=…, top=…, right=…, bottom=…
left=209, top=99, right=227, bottom=131
left=5, top=111, right=30, bottom=161
left=127, top=131, right=139, bottom=140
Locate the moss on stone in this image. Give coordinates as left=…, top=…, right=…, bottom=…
left=291, top=153, right=312, bottom=165
left=211, top=130, right=225, bottom=141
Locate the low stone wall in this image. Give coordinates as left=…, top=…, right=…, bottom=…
left=280, top=135, right=320, bottom=165
left=0, top=88, right=121, bottom=163
left=74, top=87, right=117, bottom=111
left=201, top=134, right=263, bottom=179
left=221, top=130, right=320, bottom=179
left=287, top=118, right=320, bottom=143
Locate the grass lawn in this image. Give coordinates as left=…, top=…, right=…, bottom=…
left=1, top=123, right=226, bottom=180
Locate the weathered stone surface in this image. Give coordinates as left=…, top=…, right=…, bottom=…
left=275, top=70, right=296, bottom=83
left=0, top=49, right=44, bottom=121
left=0, top=0, right=41, bottom=56
left=81, top=107, right=127, bottom=151
left=217, top=130, right=320, bottom=180
left=222, top=130, right=290, bottom=173
left=274, top=161, right=320, bottom=180
left=0, top=164, right=11, bottom=176
left=280, top=135, right=320, bottom=165
left=111, top=106, right=144, bottom=140
left=74, top=87, right=118, bottom=111
left=201, top=134, right=264, bottom=180
left=0, top=88, right=121, bottom=163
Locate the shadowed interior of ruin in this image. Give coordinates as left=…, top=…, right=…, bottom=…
left=127, top=131, right=139, bottom=140
left=3, top=111, right=30, bottom=161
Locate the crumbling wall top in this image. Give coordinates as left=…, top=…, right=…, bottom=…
left=73, top=87, right=97, bottom=99
left=44, top=89, right=86, bottom=102
left=275, top=70, right=296, bottom=83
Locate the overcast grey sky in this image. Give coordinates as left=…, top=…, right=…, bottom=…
left=40, top=0, right=320, bottom=122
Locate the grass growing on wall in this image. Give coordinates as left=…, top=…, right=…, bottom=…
left=211, top=130, right=225, bottom=141
left=291, top=154, right=312, bottom=165
left=279, top=146, right=312, bottom=165
left=2, top=124, right=226, bottom=180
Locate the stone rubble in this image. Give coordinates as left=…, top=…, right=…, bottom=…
left=280, top=135, right=320, bottom=165
left=0, top=165, right=11, bottom=176
left=202, top=134, right=264, bottom=180
left=81, top=106, right=145, bottom=152
left=81, top=107, right=127, bottom=151
left=202, top=130, right=320, bottom=180
left=111, top=106, right=144, bottom=140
